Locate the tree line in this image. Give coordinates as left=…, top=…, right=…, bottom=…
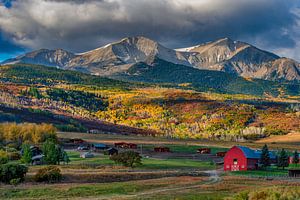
left=0, top=123, right=57, bottom=146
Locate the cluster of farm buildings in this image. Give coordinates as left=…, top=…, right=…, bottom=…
left=24, top=137, right=300, bottom=177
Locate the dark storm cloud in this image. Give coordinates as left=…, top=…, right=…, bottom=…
left=0, top=0, right=300, bottom=60
left=0, top=33, right=24, bottom=53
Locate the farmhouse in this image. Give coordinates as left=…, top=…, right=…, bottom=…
left=224, top=146, right=277, bottom=171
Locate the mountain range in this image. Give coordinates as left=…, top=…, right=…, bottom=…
left=2, top=36, right=300, bottom=82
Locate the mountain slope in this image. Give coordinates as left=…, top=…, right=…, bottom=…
left=66, top=36, right=190, bottom=75
left=2, top=49, right=76, bottom=68
left=112, top=57, right=300, bottom=96
left=2, top=36, right=300, bottom=82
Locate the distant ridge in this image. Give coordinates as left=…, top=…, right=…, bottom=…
left=2, top=36, right=300, bottom=82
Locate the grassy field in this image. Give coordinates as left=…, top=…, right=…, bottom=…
left=141, top=144, right=228, bottom=154
left=3, top=131, right=300, bottom=200
left=66, top=151, right=215, bottom=170
left=230, top=168, right=288, bottom=177
left=256, top=132, right=300, bottom=144
left=2, top=174, right=300, bottom=200
left=0, top=176, right=220, bottom=200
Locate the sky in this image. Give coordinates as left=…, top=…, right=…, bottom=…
left=0, top=0, right=300, bottom=62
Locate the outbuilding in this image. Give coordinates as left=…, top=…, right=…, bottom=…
left=154, top=147, right=170, bottom=153
left=114, top=142, right=137, bottom=149
left=107, top=147, right=118, bottom=156
left=197, top=148, right=211, bottom=154
left=289, top=154, right=300, bottom=164
left=224, top=146, right=277, bottom=171
left=92, top=143, right=108, bottom=151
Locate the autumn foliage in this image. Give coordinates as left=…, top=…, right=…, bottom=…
left=0, top=123, right=57, bottom=145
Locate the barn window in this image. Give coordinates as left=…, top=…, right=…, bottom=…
left=233, top=159, right=238, bottom=165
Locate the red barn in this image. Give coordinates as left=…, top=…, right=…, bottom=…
left=224, top=146, right=277, bottom=171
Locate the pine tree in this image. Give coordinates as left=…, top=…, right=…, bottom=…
left=293, top=150, right=299, bottom=165
left=62, top=151, right=70, bottom=164
left=260, top=144, right=270, bottom=169
left=277, top=149, right=289, bottom=170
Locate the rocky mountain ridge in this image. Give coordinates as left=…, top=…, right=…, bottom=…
left=2, top=36, right=300, bottom=82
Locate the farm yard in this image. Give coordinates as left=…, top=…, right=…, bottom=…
left=1, top=130, right=300, bottom=199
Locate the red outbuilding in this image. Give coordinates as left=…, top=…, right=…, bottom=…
left=154, top=147, right=170, bottom=153
left=224, top=146, right=277, bottom=171
left=197, top=148, right=211, bottom=154
left=289, top=154, right=300, bottom=164
left=114, top=142, right=137, bottom=149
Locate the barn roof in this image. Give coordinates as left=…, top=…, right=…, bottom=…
left=237, top=146, right=276, bottom=159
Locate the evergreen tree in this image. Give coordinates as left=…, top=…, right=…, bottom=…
left=21, top=144, right=32, bottom=164
left=62, top=151, right=70, bottom=164
left=42, top=139, right=60, bottom=165
left=277, top=149, right=289, bottom=170
left=293, top=150, right=299, bottom=165
left=260, top=144, right=270, bottom=169
left=42, top=139, right=68, bottom=165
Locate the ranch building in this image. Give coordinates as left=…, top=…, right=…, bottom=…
left=224, top=146, right=277, bottom=171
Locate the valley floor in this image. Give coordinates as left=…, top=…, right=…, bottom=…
left=2, top=132, right=300, bottom=200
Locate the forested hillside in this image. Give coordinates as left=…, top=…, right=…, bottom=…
left=113, top=58, right=300, bottom=96
left=0, top=64, right=299, bottom=141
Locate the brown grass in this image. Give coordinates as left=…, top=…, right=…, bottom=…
left=256, top=132, right=300, bottom=144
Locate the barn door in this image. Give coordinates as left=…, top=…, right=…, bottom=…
left=231, top=159, right=239, bottom=171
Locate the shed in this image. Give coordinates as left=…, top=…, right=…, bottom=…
left=216, top=152, right=227, bottom=157
left=197, top=148, right=211, bottom=154
left=289, top=154, right=300, bottom=164
left=288, top=169, right=300, bottom=177
left=92, top=143, right=108, bottom=150
left=114, top=142, right=137, bottom=149
left=80, top=152, right=94, bottom=158
left=107, top=148, right=118, bottom=156
left=70, top=138, right=85, bottom=144
left=114, top=142, right=127, bottom=148
left=154, top=147, right=170, bottom=153
left=224, top=146, right=277, bottom=171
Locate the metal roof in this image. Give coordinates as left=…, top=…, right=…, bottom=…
left=237, top=146, right=277, bottom=159
left=93, top=143, right=107, bottom=148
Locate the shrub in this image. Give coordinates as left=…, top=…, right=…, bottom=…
left=34, top=166, right=62, bottom=183
left=0, top=164, right=28, bottom=183
left=110, top=151, right=142, bottom=168
left=8, top=152, right=21, bottom=161
left=21, top=144, right=32, bottom=164
left=0, top=150, right=9, bottom=164
left=9, top=178, right=22, bottom=186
